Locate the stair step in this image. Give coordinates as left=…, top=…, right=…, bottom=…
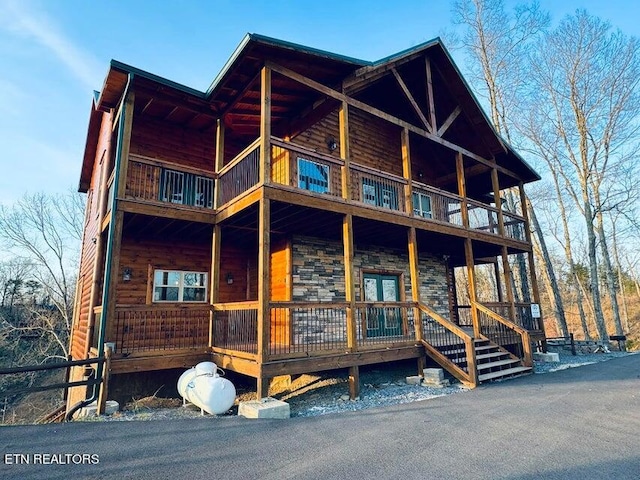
left=475, top=351, right=510, bottom=361
left=478, top=366, right=532, bottom=382
left=441, top=344, right=495, bottom=356
left=477, top=359, right=521, bottom=370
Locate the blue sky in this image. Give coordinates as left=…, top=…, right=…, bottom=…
left=0, top=0, right=638, bottom=206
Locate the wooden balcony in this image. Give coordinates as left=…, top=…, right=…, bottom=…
left=123, top=155, right=216, bottom=211
left=217, top=136, right=527, bottom=243
left=109, top=304, right=210, bottom=356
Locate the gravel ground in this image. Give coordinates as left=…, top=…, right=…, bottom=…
left=79, top=350, right=635, bottom=422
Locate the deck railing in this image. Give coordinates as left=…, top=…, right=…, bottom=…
left=354, top=302, right=416, bottom=347
left=503, top=212, right=527, bottom=242
left=467, top=199, right=499, bottom=235
left=271, top=138, right=343, bottom=197
left=418, top=303, right=477, bottom=386
left=112, top=305, right=210, bottom=355
left=212, top=302, right=258, bottom=354
left=269, top=302, right=348, bottom=356
left=481, top=302, right=541, bottom=332
left=476, top=302, right=532, bottom=366
left=351, top=165, right=407, bottom=213
left=125, top=155, right=215, bottom=209
left=218, top=140, right=260, bottom=206
left=412, top=182, right=464, bottom=226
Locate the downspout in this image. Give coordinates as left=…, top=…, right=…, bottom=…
left=66, top=73, right=134, bottom=421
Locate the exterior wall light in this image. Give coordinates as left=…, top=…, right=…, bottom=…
left=326, top=137, right=338, bottom=152
left=226, top=273, right=234, bottom=285
left=123, top=268, right=132, bottom=282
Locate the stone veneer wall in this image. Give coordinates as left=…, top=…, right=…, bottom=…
left=291, top=235, right=450, bottom=318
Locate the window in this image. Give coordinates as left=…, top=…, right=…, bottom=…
left=412, top=192, right=432, bottom=218
left=153, top=270, right=207, bottom=302
left=362, top=178, right=399, bottom=210
left=298, top=157, right=329, bottom=193
left=160, top=169, right=213, bottom=208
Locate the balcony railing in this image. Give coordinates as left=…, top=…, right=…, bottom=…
left=211, top=301, right=258, bottom=355
left=125, top=155, right=215, bottom=209
left=456, top=302, right=541, bottom=332
left=111, top=304, right=210, bottom=355
left=217, top=140, right=260, bottom=206
left=354, top=302, right=416, bottom=347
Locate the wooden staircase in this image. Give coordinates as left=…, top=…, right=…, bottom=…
left=439, top=338, right=532, bottom=384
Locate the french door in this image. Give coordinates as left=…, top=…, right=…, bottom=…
left=363, top=273, right=402, bottom=337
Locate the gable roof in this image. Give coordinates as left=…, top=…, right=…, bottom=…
left=79, top=33, right=539, bottom=192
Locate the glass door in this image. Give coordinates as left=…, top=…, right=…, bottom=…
left=363, top=273, right=402, bottom=337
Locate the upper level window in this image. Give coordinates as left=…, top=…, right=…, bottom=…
left=160, top=169, right=213, bottom=208
left=362, top=178, right=399, bottom=210
left=153, top=270, right=207, bottom=302
left=413, top=192, right=432, bottom=218
left=298, top=157, right=329, bottom=193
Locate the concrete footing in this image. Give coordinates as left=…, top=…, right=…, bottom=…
left=533, top=352, right=560, bottom=362
left=77, top=400, right=119, bottom=418
left=422, top=368, right=450, bottom=388
left=238, top=397, right=290, bottom=419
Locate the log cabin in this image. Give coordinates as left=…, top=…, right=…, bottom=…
left=66, top=34, right=546, bottom=414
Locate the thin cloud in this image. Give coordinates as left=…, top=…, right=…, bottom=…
left=1, top=0, right=102, bottom=90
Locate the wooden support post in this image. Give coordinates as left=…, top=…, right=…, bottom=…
left=349, top=365, right=360, bottom=399
left=115, top=92, right=135, bottom=199
left=408, top=227, right=422, bottom=338
left=343, top=213, right=358, bottom=399
left=456, top=153, right=469, bottom=229
left=401, top=127, right=413, bottom=215
left=259, top=66, right=272, bottom=185
left=209, top=224, right=221, bottom=348
left=494, top=261, right=504, bottom=302
left=464, top=238, right=481, bottom=338
left=97, top=345, right=112, bottom=415
left=256, top=198, right=271, bottom=399
left=491, top=168, right=506, bottom=238
left=501, top=245, right=517, bottom=322
left=339, top=101, right=351, bottom=199
left=213, top=119, right=225, bottom=208
left=408, top=226, right=425, bottom=374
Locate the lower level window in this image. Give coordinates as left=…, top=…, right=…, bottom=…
left=413, top=192, right=432, bottom=218
left=153, top=270, right=207, bottom=302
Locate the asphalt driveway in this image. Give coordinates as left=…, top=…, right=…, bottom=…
left=1, top=354, right=639, bottom=480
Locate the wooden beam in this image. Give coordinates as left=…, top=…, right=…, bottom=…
left=259, top=66, right=271, bottom=185
left=343, top=49, right=427, bottom=94
left=104, top=211, right=124, bottom=343
left=456, top=152, right=469, bottom=229
left=264, top=61, right=523, bottom=181
left=287, top=97, right=339, bottom=139
left=220, top=71, right=261, bottom=117
left=464, top=238, right=481, bottom=338
left=437, top=106, right=461, bottom=137
left=491, top=167, right=506, bottom=238
left=501, top=245, right=517, bottom=323
left=116, top=91, right=135, bottom=199
left=343, top=213, right=357, bottom=352
left=209, top=224, right=221, bottom=347
left=425, top=57, right=437, bottom=132
left=392, top=68, right=432, bottom=133
left=256, top=198, right=271, bottom=398
left=339, top=101, right=351, bottom=200
left=214, top=119, right=225, bottom=209
left=401, top=127, right=413, bottom=215
left=408, top=227, right=423, bottom=341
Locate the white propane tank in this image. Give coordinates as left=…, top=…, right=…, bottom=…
left=177, top=362, right=236, bottom=415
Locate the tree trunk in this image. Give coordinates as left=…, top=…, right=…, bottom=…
left=583, top=199, right=609, bottom=342
left=528, top=200, right=568, bottom=336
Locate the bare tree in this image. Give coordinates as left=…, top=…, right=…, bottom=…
left=0, top=191, right=84, bottom=360
left=526, top=10, right=640, bottom=341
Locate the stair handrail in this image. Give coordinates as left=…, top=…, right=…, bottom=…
left=417, top=302, right=478, bottom=387
left=474, top=302, right=533, bottom=367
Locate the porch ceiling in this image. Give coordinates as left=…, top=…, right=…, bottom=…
left=122, top=212, right=213, bottom=243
